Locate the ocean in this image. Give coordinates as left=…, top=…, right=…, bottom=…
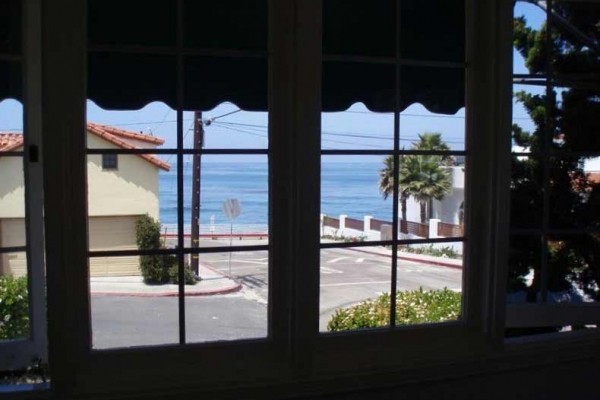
left=159, top=161, right=393, bottom=231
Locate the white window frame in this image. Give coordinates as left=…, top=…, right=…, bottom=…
left=26, top=0, right=600, bottom=397
left=0, top=0, right=46, bottom=373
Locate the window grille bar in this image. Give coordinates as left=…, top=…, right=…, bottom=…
left=85, top=148, right=269, bottom=155
left=321, top=149, right=466, bottom=157
left=176, top=0, right=186, bottom=345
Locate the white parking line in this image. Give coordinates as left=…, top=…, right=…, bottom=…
left=321, top=280, right=389, bottom=287
left=320, top=266, right=343, bottom=274
left=327, top=257, right=348, bottom=264
left=356, top=258, right=364, bottom=263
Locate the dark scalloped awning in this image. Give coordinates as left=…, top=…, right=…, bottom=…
left=1, top=0, right=465, bottom=114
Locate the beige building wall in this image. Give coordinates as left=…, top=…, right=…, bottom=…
left=0, top=153, right=25, bottom=218
left=86, top=134, right=160, bottom=219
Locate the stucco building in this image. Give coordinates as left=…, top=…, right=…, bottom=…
left=0, top=123, right=169, bottom=276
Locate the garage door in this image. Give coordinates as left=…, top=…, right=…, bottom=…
left=0, top=218, right=27, bottom=277
left=88, top=216, right=140, bottom=277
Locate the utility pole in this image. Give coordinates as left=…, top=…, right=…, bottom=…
left=191, top=111, right=204, bottom=276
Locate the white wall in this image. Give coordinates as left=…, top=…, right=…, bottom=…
left=87, top=134, right=160, bottom=219
left=0, top=153, right=25, bottom=218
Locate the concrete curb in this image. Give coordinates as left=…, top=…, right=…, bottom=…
left=90, top=282, right=242, bottom=297
left=348, top=247, right=463, bottom=269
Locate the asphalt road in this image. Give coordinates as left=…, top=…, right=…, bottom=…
left=91, top=247, right=462, bottom=348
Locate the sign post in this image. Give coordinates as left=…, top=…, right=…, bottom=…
left=222, top=199, right=241, bottom=276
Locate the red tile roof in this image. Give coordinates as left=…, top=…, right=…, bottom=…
left=0, top=123, right=170, bottom=171
left=0, top=133, right=24, bottom=152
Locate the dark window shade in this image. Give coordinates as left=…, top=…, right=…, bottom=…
left=0, top=61, right=21, bottom=101
left=0, top=0, right=21, bottom=55
left=184, top=0, right=267, bottom=51
left=88, top=0, right=176, bottom=47
left=87, top=52, right=177, bottom=110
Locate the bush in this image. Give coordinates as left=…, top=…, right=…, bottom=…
left=135, top=215, right=199, bottom=285
left=0, top=276, right=29, bottom=340
left=168, top=265, right=199, bottom=285
left=401, top=244, right=460, bottom=259
left=327, top=288, right=461, bottom=332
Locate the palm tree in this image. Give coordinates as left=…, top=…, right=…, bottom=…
left=378, top=133, right=452, bottom=225
left=378, top=155, right=408, bottom=225
left=400, top=154, right=451, bottom=223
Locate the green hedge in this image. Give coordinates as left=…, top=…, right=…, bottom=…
left=327, top=288, right=461, bottom=332
left=0, top=276, right=29, bottom=340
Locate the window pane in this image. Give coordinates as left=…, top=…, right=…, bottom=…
left=183, top=154, right=268, bottom=252
left=87, top=154, right=165, bottom=254
left=400, top=0, right=465, bottom=63
left=0, top=0, right=21, bottom=55
left=90, top=255, right=179, bottom=349
left=185, top=250, right=268, bottom=342
left=0, top=62, right=22, bottom=104
left=321, top=155, right=392, bottom=243
left=323, top=0, right=395, bottom=58
left=184, top=0, right=267, bottom=51
left=0, top=154, right=25, bottom=250
left=321, top=106, right=393, bottom=151
left=0, top=252, right=29, bottom=341
left=183, top=105, right=269, bottom=150
left=547, top=235, right=599, bottom=303
left=88, top=0, right=176, bottom=47
left=394, top=242, right=463, bottom=325
left=510, top=155, right=543, bottom=230
left=400, top=105, right=466, bottom=152
left=507, top=234, right=541, bottom=304
left=321, top=246, right=391, bottom=332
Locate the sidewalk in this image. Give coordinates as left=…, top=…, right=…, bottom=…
left=346, top=245, right=463, bottom=269
left=90, top=264, right=241, bottom=297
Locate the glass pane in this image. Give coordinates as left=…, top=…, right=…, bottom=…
left=322, top=62, right=395, bottom=114
left=183, top=155, right=268, bottom=253
left=184, top=0, right=267, bottom=51
left=400, top=104, right=465, bottom=152
left=86, top=101, right=176, bottom=150
left=547, top=235, right=599, bottom=303
left=400, top=0, right=465, bottom=63
left=0, top=154, right=25, bottom=249
left=548, top=156, right=600, bottom=230
left=321, top=247, right=391, bottom=332
left=183, top=56, right=267, bottom=117
left=512, top=84, right=545, bottom=153
left=87, top=154, right=167, bottom=254
left=555, top=87, right=600, bottom=153
left=321, top=155, right=392, bottom=243
left=398, top=154, right=461, bottom=234
left=183, top=104, right=269, bottom=150
left=323, top=0, right=395, bottom=58
left=88, top=53, right=177, bottom=111
left=88, top=0, right=176, bottom=47
left=510, top=155, right=543, bottom=230
left=507, top=234, right=541, bottom=304
left=0, top=0, right=21, bottom=55
left=400, top=66, right=464, bottom=116
left=0, top=252, right=29, bottom=341
left=90, top=255, right=179, bottom=349
left=0, top=62, right=22, bottom=104
left=321, top=105, right=393, bottom=151
left=185, top=250, right=268, bottom=342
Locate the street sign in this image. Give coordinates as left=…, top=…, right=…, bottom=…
left=222, top=198, right=241, bottom=220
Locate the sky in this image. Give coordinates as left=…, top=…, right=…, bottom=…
left=0, top=2, right=547, bottom=164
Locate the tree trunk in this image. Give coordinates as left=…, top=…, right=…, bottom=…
left=420, top=202, right=427, bottom=223
left=428, top=199, right=434, bottom=221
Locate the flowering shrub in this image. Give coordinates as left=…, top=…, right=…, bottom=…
left=0, top=276, right=29, bottom=340
left=327, top=288, right=461, bottom=331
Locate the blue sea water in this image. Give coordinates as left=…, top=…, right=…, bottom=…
left=159, top=161, right=392, bottom=227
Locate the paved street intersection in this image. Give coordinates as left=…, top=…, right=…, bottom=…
left=91, top=247, right=462, bottom=349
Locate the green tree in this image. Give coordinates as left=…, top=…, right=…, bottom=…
left=379, top=133, right=452, bottom=224
left=511, top=4, right=600, bottom=301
